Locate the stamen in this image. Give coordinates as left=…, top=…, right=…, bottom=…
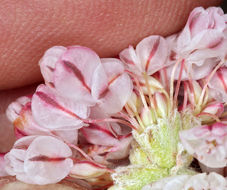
left=86, top=118, right=138, bottom=131
left=160, top=68, right=169, bottom=91
left=143, top=73, right=155, bottom=109
left=69, top=158, right=115, bottom=174
left=183, top=65, right=195, bottom=109
left=50, top=132, right=94, bottom=162
left=125, top=70, right=149, bottom=110
left=182, top=82, right=188, bottom=111
left=197, top=112, right=221, bottom=122
left=170, top=59, right=182, bottom=111
left=119, top=111, right=140, bottom=130
left=174, top=60, right=184, bottom=107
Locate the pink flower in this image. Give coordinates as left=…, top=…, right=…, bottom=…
left=6, top=96, right=78, bottom=144
left=166, top=7, right=227, bottom=80
left=208, top=67, right=227, bottom=102
left=198, top=102, right=224, bottom=123
left=39, top=46, right=67, bottom=86
left=119, top=35, right=169, bottom=76
left=180, top=122, right=227, bottom=168
left=3, top=136, right=73, bottom=185
left=33, top=46, right=132, bottom=130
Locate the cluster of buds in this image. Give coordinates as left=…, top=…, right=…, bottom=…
left=0, top=6, right=227, bottom=190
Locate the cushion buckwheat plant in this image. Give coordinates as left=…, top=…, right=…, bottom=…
left=0, top=6, right=227, bottom=190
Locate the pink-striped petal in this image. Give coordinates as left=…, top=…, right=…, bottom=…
left=32, top=85, right=89, bottom=130
left=53, top=129, right=78, bottom=145
left=208, top=67, right=227, bottom=102
left=54, top=46, right=102, bottom=105
left=106, top=134, right=132, bottom=160
left=95, top=58, right=133, bottom=114
left=24, top=136, right=73, bottom=185
left=119, top=45, right=143, bottom=75
left=136, top=35, right=168, bottom=75
left=81, top=124, right=119, bottom=146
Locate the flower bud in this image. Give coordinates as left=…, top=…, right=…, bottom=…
left=126, top=92, right=141, bottom=114
left=141, top=76, right=164, bottom=95
left=140, top=108, right=156, bottom=126
left=199, top=102, right=224, bottom=122
left=154, top=92, right=168, bottom=118
left=186, top=80, right=202, bottom=106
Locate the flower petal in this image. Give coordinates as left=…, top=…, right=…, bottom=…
left=54, top=46, right=101, bottom=105
left=32, top=85, right=88, bottom=130
left=53, top=129, right=78, bottom=145
left=81, top=124, right=119, bottom=146
left=119, top=45, right=143, bottom=75
left=95, top=58, right=133, bottom=114
left=106, top=134, right=132, bottom=160
left=208, top=67, right=227, bottom=102
left=39, top=46, right=67, bottom=85
left=180, top=123, right=227, bottom=168
left=136, top=35, right=168, bottom=75
left=24, top=136, right=73, bottom=185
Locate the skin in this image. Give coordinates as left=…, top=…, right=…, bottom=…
left=0, top=0, right=223, bottom=188
left=0, top=0, right=222, bottom=90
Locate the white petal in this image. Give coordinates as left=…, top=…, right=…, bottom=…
left=39, top=46, right=67, bottom=84
left=81, top=124, right=119, bottom=146
left=24, top=136, right=73, bottom=185
left=6, top=96, right=31, bottom=123
left=136, top=35, right=168, bottom=75
left=54, top=46, right=101, bottom=105
left=32, top=85, right=88, bottom=130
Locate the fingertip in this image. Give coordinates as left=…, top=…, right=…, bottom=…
left=0, top=0, right=222, bottom=89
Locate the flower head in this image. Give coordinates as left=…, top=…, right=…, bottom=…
left=4, top=136, right=73, bottom=185
left=166, top=7, right=227, bottom=80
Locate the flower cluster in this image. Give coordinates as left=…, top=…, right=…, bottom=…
left=0, top=6, right=227, bottom=190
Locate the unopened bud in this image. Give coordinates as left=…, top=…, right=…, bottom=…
left=140, top=108, right=156, bottom=127
left=199, top=102, right=224, bottom=122
left=154, top=93, right=168, bottom=118
left=141, top=76, right=164, bottom=95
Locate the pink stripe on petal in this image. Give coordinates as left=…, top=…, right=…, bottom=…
left=81, top=124, right=118, bottom=146
left=29, top=155, right=66, bottom=162
left=145, top=37, right=160, bottom=72
left=36, top=91, right=82, bottom=120
left=63, top=61, right=91, bottom=92
left=217, top=69, right=227, bottom=92
left=108, top=73, right=122, bottom=86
